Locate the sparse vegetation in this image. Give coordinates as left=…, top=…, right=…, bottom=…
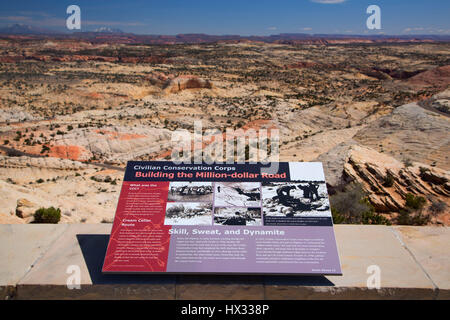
left=330, top=183, right=391, bottom=225
left=405, top=193, right=427, bottom=210
left=0, top=38, right=448, bottom=225
left=430, top=199, right=447, bottom=216
left=403, top=158, right=413, bottom=167
left=33, top=207, right=61, bottom=224
left=396, top=193, right=429, bottom=225
left=383, top=172, right=395, bottom=187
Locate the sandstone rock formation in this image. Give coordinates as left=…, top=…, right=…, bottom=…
left=407, top=65, right=450, bottom=90
left=164, top=75, right=213, bottom=94
left=0, top=212, right=25, bottom=224
left=343, top=145, right=449, bottom=222
left=49, top=126, right=172, bottom=162
left=419, top=89, right=450, bottom=115
left=0, top=155, right=94, bottom=171
left=15, top=198, right=38, bottom=220
left=0, top=109, right=41, bottom=123
left=1, top=39, right=449, bottom=226
left=353, top=102, right=450, bottom=170
left=0, top=158, right=123, bottom=224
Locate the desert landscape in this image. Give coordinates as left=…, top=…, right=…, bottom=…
left=0, top=34, right=448, bottom=225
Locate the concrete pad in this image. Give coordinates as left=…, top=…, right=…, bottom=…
left=394, top=226, right=450, bottom=300
left=3, top=224, right=446, bottom=300
left=176, top=275, right=264, bottom=300
left=265, top=225, right=436, bottom=299
left=17, top=224, right=176, bottom=299
left=0, top=224, right=68, bottom=299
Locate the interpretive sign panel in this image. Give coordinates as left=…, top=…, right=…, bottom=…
left=102, top=161, right=342, bottom=275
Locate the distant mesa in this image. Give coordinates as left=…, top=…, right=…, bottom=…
left=0, top=23, right=56, bottom=35
left=0, top=52, right=170, bottom=64
left=0, top=25, right=449, bottom=44
left=93, top=27, right=125, bottom=34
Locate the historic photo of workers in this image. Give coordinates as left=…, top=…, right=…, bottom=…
left=214, top=207, right=262, bottom=226
left=164, top=202, right=213, bottom=225
left=214, top=182, right=261, bottom=207
left=262, top=181, right=331, bottom=218
left=168, top=181, right=213, bottom=202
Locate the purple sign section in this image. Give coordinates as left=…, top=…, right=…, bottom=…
left=166, top=226, right=342, bottom=275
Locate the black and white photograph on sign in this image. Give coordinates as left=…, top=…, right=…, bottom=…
left=214, top=182, right=261, bottom=207
left=164, top=202, right=212, bottom=225
left=214, top=207, right=262, bottom=226
left=262, top=181, right=331, bottom=217
left=168, top=181, right=213, bottom=202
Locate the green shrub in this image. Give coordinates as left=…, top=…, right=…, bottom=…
left=396, top=193, right=429, bottom=225
left=34, top=207, right=61, bottom=224
left=383, top=173, right=395, bottom=187
left=40, top=145, right=50, bottom=153
left=330, top=183, right=391, bottom=225
left=396, top=209, right=430, bottom=226
left=331, top=207, right=346, bottom=224
left=430, top=200, right=446, bottom=216
left=403, top=158, right=413, bottom=167
left=362, top=210, right=391, bottom=225
left=405, top=193, right=426, bottom=210
left=396, top=209, right=410, bottom=225
left=330, top=183, right=368, bottom=223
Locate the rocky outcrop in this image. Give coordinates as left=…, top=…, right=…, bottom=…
left=0, top=109, right=41, bottom=123
left=359, top=68, right=392, bottom=80
left=343, top=145, right=450, bottom=216
left=419, top=89, right=450, bottom=115
left=316, top=140, right=358, bottom=187
left=354, top=102, right=450, bottom=170
left=15, top=198, right=38, bottom=220
left=373, top=67, right=422, bottom=80
left=90, top=174, right=113, bottom=183
left=406, top=65, right=450, bottom=90
left=46, top=126, right=172, bottom=162
left=145, top=72, right=174, bottom=87
left=163, top=75, right=213, bottom=94
left=0, top=212, right=25, bottom=224
left=0, top=155, right=94, bottom=170
left=0, top=54, right=170, bottom=64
